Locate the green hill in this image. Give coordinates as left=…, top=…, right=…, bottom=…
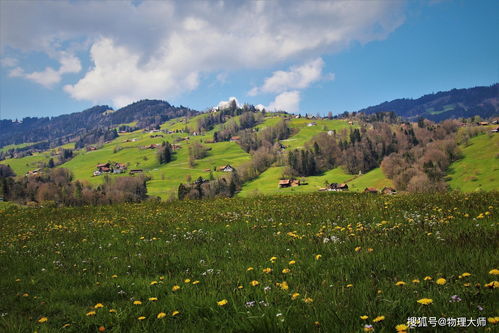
left=447, top=133, right=499, bottom=192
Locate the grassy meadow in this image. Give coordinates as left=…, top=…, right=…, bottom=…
left=1, top=192, right=498, bottom=332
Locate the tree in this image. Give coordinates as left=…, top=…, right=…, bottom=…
left=157, top=141, right=173, bottom=164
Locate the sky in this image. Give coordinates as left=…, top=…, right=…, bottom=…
left=0, top=0, right=498, bottom=120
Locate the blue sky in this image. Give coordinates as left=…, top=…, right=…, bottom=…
left=0, top=0, right=497, bottom=120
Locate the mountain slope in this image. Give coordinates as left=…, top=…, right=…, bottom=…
left=357, top=84, right=499, bottom=121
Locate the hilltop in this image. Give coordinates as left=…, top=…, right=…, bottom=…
left=357, top=84, right=499, bottom=121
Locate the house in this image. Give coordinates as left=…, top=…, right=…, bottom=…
left=87, top=146, right=97, bottom=151
left=96, top=163, right=111, bottom=172
left=382, top=187, right=397, bottom=195
left=364, top=187, right=378, bottom=194
left=26, top=168, right=41, bottom=176
left=143, top=144, right=159, bottom=149
left=129, top=169, right=143, bottom=175
left=478, top=121, right=489, bottom=126
left=348, top=121, right=354, bottom=125
left=491, top=127, right=499, bottom=133
left=278, top=179, right=291, bottom=188
left=113, top=163, right=127, bottom=174
left=218, top=165, right=234, bottom=172
left=327, top=183, right=348, bottom=191
left=150, top=134, right=164, bottom=138
left=290, top=179, right=301, bottom=187
left=93, top=170, right=102, bottom=176
left=230, top=136, right=241, bottom=142
left=307, top=122, right=317, bottom=127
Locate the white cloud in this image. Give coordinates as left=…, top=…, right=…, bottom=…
left=249, top=58, right=332, bottom=96
left=1, top=57, right=18, bottom=67
left=8, top=53, right=81, bottom=88
left=214, top=97, right=241, bottom=111
left=1, top=1, right=405, bottom=105
left=267, top=91, right=301, bottom=113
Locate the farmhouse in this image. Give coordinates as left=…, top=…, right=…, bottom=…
left=382, top=187, right=397, bottom=195
left=96, top=163, right=111, bottom=172
left=129, top=169, right=143, bottom=175
left=230, top=136, right=241, bottom=142
left=113, top=163, right=127, bottom=174
left=218, top=165, right=234, bottom=172
left=364, top=187, right=378, bottom=194
left=491, top=127, right=499, bottom=133
left=25, top=168, right=41, bottom=176
left=278, top=179, right=291, bottom=188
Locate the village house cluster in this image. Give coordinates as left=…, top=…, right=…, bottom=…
left=93, top=162, right=128, bottom=176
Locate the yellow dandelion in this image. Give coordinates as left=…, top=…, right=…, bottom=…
left=150, top=280, right=158, bottom=285
left=157, top=312, right=166, bottom=319
left=138, top=316, right=146, bottom=321
left=373, top=316, right=385, bottom=323
left=291, top=292, right=300, bottom=300
left=63, top=323, right=71, bottom=328
left=38, top=317, right=48, bottom=323
left=111, top=274, right=118, bottom=278
left=184, top=279, right=191, bottom=283
left=412, top=279, right=420, bottom=283
left=461, top=272, right=471, bottom=278
left=367, top=248, right=374, bottom=252
left=436, top=278, right=447, bottom=285
left=262, top=267, right=272, bottom=274
left=303, top=297, right=314, bottom=303
left=396, top=324, right=409, bottom=332
left=217, top=299, right=228, bottom=306
left=94, top=303, right=104, bottom=309
left=247, top=267, right=254, bottom=271
left=282, top=268, right=291, bottom=274
left=269, top=256, right=277, bottom=262
left=487, top=317, right=499, bottom=324
left=355, top=246, right=362, bottom=252
left=484, top=281, right=499, bottom=288
left=289, top=260, right=296, bottom=265
left=346, top=284, right=353, bottom=288
left=172, top=285, right=181, bottom=291
left=192, top=280, right=200, bottom=285
left=417, top=298, right=433, bottom=305
left=172, top=310, right=180, bottom=316
left=395, top=281, right=406, bottom=286
left=148, top=297, right=158, bottom=301
left=278, top=281, right=289, bottom=290
left=315, top=254, right=322, bottom=260
left=360, top=315, right=369, bottom=320
left=423, top=276, right=432, bottom=281
left=109, top=309, right=117, bottom=313
left=133, top=300, right=142, bottom=305
left=86, top=311, right=96, bottom=316
left=489, top=269, right=499, bottom=275
left=250, top=280, right=260, bottom=287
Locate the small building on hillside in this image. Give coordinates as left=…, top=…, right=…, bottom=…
left=382, top=187, right=397, bottom=195
left=96, top=163, right=111, bottom=172
left=478, top=121, right=489, bottom=126
left=230, top=136, right=241, bottom=142
left=26, top=168, right=41, bottom=176
left=129, top=169, right=143, bottom=175
left=218, top=165, right=234, bottom=172
left=491, top=127, right=499, bottom=133
left=279, top=179, right=291, bottom=188
left=364, top=187, right=378, bottom=194
left=113, top=163, right=127, bottom=174
left=307, top=122, right=317, bottom=127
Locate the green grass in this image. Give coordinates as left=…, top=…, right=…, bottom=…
left=282, top=119, right=356, bottom=149
left=0, top=192, right=497, bottom=332
left=347, top=168, right=393, bottom=192
left=0, top=142, right=39, bottom=152
left=447, top=133, right=499, bottom=192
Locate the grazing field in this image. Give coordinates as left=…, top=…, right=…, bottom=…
left=448, top=133, right=499, bottom=192
left=1, top=192, right=498, bottom=332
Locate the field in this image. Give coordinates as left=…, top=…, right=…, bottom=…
left=1, top=192, right=498, bottom=332
left=447, top=133, right=499, bottom=192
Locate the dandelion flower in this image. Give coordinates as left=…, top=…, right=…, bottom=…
left=109, top=309, right=117, bottom=313
left=98, top=326, right=106, bottom=332
left=423, top=276, right=432, bottom=281
left=138, top=316, right=146, bottom=320
left=364, top=324, right=374, bottom=332
left=461, top=272, right=471, bottom=278
left=360, top=315, right=368, bottom=320
left=262, top=267, right=272, bottom=274
left=150, top=281, right=158, bottom=285
left=172, top=285, right=181, bottom=291
left=436, top=278, right=447, bottom=285
left=489, top=269, right=499, bottom=275
left=63, top=323, right=71, bottom=328
left=289, top=260, right=296, bottom=265
left=373, top=316, right=385, bottom=323
left=269, top=256, right=277, bottom=263
left=278, top=281, right=289, bottom=290
left=172, top=310, right=180, bottom=316
left=346, top=284, right=353, bottom=288
left=303, top=297, right=313, bottom=303
left=315, top=254, right=322, bottom=260
left=157, top=312, right=166, bottom=319
left=111, top=274, right=118, bottom=278
left=355, top=246, right=362, bottom=252
left=412, top=279, right=420, bottom=283
left=38, top=317, right=48, bottom=323
left=291, top=292, right=300, bottom=300
left=247, top=267, right=254, bottom=271
left=417, top=298, right=433, bottom=305
left=217, top=299, right=228, bottom=306
left=148, top=297, right=158, bottom=301
left=86, top=311, right=96, bottom=316
left=184, top=279, right=191, bottom=283
left=396, top=324, right=409, bottom=332
left=250, top=280, right=260, bottom=287
left=395, top=281, right=406, bottom=286
left=488, top=317, right=499, bottom=324
left=94, top=303, right=104, bottom=309
left=484, top=281, right=499, bottom=288
left=282, top=268, right=290, bottom=274
left=133, top=300, right=142, bottom=305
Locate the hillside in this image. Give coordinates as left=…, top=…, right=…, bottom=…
left=447, top=133, right=499, bottom=192
left=357, top=84, right=499, bottom=121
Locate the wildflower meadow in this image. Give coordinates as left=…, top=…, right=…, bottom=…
left=0, top=192, right=498, bottom=332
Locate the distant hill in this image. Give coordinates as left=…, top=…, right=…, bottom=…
left=0, top=100, right=198, bottom=148
left=357, top=84, right=499, bottom=121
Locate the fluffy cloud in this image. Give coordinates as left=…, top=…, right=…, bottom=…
left=1, top=0, right=405, bottom=106
left=267, top=91, right=301, bottom=113
left=9, top=53, right=81, bottom=88
left=214, top=97, right=241, bottom=111
left=249, top=58, right=333, bottom=96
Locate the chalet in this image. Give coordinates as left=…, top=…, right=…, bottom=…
left=478, top=121, right=489, bottom=126
left=96, top=163, right=111, bottom=172
left=218, top=165, right=234, bottom=172
left=327, top=183, right=348, bottom=191
left=113, top=163, right=127, bottom=174
left=87, top=146, right=97, bottom=151
left=491, top=127, right=499, bottom=133
left=278, top=179, right=291, bottom=188
left=382, top=187, right=397, bottom=195
left=364, top=187, right=378, bottom=194
left=290, top=179, right=301, bottom=187
left=129, top=169, right=143, bottom=175
left=230, top=136, right=241, bottom=142
left=26, top=168, right=41, bottom=176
